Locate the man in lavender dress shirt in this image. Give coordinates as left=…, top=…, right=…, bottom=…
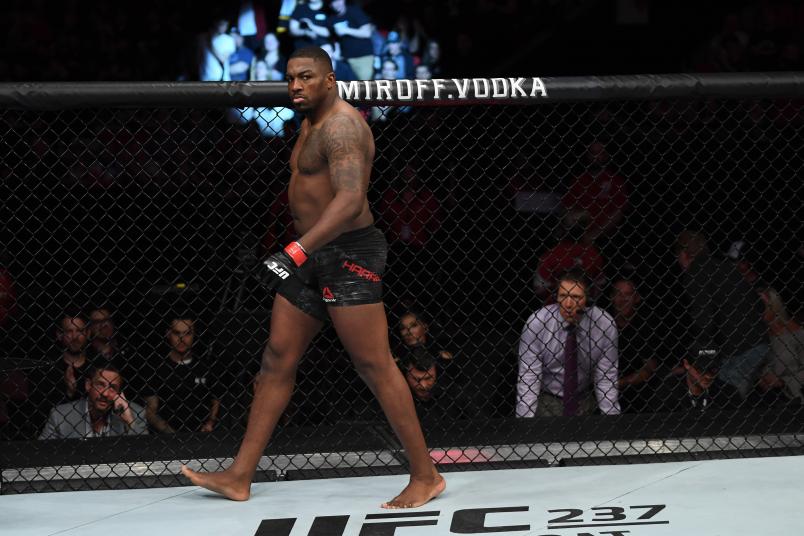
left=516, top=268, right=621, bottom=417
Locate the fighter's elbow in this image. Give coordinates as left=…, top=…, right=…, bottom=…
left=335, top=192, right=365, bottom=220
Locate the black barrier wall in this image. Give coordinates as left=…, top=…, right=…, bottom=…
left=0, top=74, right=802, bottom=493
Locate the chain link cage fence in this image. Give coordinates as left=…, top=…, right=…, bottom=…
left=0, top=74, right=802, bottom=494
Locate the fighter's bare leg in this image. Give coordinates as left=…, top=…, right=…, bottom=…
left=328, top=303, right=445, bottom=509
left=182, top=295, right=323, bottom=500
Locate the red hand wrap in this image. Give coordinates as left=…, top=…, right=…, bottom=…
left=284, top=241, right=308, bottom=267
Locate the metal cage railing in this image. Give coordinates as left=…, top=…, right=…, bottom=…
left=0, top=73, right=802, bottom=493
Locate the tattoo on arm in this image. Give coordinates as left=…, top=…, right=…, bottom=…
left=323, top=114, right=369, bottom=194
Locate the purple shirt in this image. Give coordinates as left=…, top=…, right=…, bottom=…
left=517, top=304, right=620, bottom=416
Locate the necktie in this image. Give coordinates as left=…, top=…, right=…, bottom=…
left=563, top=324, right=579, bottom=416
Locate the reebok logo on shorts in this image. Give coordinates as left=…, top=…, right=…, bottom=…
left=322, top=287, right=336, bottom=303
left=342, top=260, right=381, bottom=282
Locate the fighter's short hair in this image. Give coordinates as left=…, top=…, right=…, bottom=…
left=289, top=46, right=334, bottom=73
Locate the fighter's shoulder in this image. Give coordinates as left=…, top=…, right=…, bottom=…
left=321, top=107, right=366, bottom=136
left=320, top=109, right=369, bottom=154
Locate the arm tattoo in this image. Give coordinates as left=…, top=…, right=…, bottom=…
left=323, top=114, right=369, bottom=194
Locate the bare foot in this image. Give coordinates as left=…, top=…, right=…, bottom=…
left=180, top=465, right=252, bottom=501
left=381, top=473, right=446, bottom=509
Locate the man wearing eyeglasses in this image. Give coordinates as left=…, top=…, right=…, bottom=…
left=38, top=363, right=147, bottom=439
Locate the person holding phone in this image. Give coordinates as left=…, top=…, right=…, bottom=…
left=39, top=362, right=147, bottom=439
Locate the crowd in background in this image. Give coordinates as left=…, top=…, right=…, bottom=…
left=4, top=1, right=804, bottom=83
left=0, top=0, right=803, bottom=442
left=200, top=1, right=444, bottom=136
left=0, top=197, right=801, bottom=439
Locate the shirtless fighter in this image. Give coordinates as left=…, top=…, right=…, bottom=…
left=181, top=46, right=445, bottom=508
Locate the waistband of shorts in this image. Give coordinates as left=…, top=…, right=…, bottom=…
left=332, top=225, right=380, bottom=242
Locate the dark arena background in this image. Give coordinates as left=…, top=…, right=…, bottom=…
left=1, top=2, right=803, bottom=535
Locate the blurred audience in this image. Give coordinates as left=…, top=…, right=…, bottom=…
left=289, top=0, right=331, bottom=51
left=253, top=32, right=286, bottom=81
left=533, top=211, right=606, bottom=304
left=562, top=141, right=629, bottom=247
left=611, top=277, right=664, bottom=413
left=726, top=239, right=762, bottom=288
left=396, top=310, right=454, bottom=366
left=370, top=59, right=408, bottom=121
left=756, top=287, right=804, bottom=405
left=329, top=0, right=376, bottom=80
left=674, top=230, right=768, bottom=398
left=228, top=29, right=255, bottom=82
left=28, top=313, right=94, bottom=433
left=231, top=60, right=296, bottom=138
left=236, top=0, right=266, bottom=51
left=200, top=19, right=236, bottom=82
left=691, top=4, right=804, bottom=72
left=39, top=362, right=147, bottom=439
left=421, top=39, right=442, bottom=77
left=87, top=305, right=123, bottom=360
left=517, top=268, right=620, bottom=417
left=414, top=63, right=431, bottom=81
left=379, top=162, right=440, bottom=301
left=321, top=41, right=357, bottom=82
left=142, top=317, right=221, bottom=433
left=378, top=31, right=415, bottom=80
left=392, top=14, right=428, bottom=58
left=660, top=349, right=741, bottom=411
left=37, top=314, right=92, bottom=404
left=379, top=163, right=441, bottom=248
left=396, top=315, right=482, bottom=422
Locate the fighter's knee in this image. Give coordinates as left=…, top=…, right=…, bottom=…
left=260, top=340, right=299, bottom=374
left=352, top=353, right=394, bottom=378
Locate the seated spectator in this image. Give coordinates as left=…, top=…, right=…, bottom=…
left=421, top=39, right=442, bottom=77
left=87, top=305, right=123, bottom=360
left=414, top=63, right=431, bottom=81
left=371, top=59, right=412, bottom=121
left=379, top=164, right=441, bottom=248
left=533, top=211, right=606, bottom=303
left=233, top=60, right=296, bottom=137
left=517, top=268, right=620, bottom=417
left=200, top=19, right=236, bottom=81
left=756, top=288, right=803, bottom=404
left=289, top=0, right=330, bottom=51
left=398, top=337, right=483, bottom=422
left=378, top=31, right=415, bottom=80
left=660, top=350, right=740, bottom=412
left=379, top=163, right=441, bottom=301
left=321, top=41, right=357, bottom=81
left=562, top=141, right=629, bottom=246
left=392, top=14, right=428, bottom=57
left=142, top=317, right=222, bottom=433
left=329, top=0, right=375, bottom=80
left=610, top=277, right=665, bottom=413
left=228, top=28, right=255, bottom=82
left=726, top=239, right=762, bottom=287
left=253, top=32, right=285, bottom=81
left=39, top=362, right=147, bottom=439
left=30, top=313, right=94, bottom=430
left=674, top=230, right=768, bottom=398
left=396, top=310, right=454, bottom=365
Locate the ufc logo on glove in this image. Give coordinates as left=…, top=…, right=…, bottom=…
left=264, top=260, right=290, bottom=280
